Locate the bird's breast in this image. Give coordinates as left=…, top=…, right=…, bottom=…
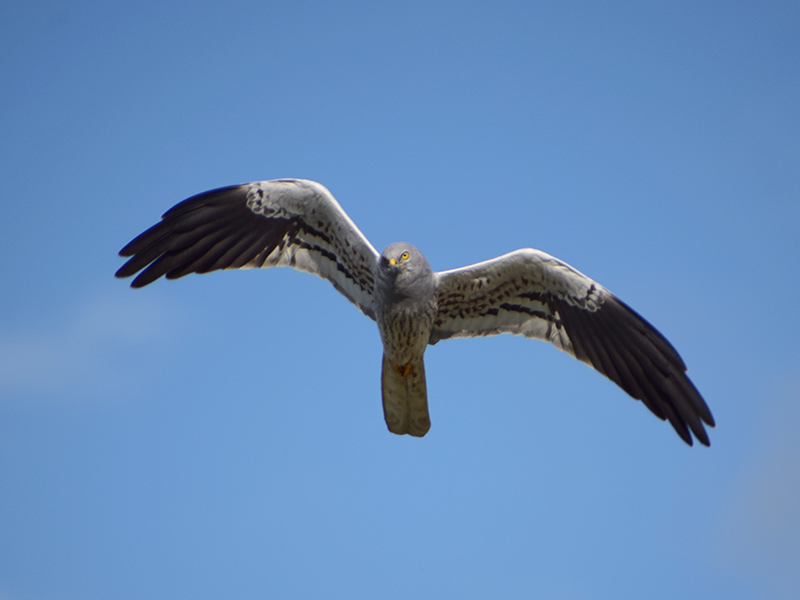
left=376, top=296, right=437, bottom=365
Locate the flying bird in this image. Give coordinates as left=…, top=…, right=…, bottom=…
left=116, top=179, right=714, bottom=445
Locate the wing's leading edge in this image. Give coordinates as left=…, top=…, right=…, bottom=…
left=116, top=179, right=380, bottom=319
left=432, top=249, right=714, bottom=446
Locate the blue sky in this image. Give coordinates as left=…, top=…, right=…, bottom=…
left=1, top=1, right=799, bottom=598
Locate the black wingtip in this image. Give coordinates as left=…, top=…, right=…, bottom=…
left=113, top=263, right=147, bottom=288
left=114, top=260, right=136, bottom=280
left=695, top=420, right=713, bottom=447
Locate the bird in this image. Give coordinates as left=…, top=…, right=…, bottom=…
left=116, top=178, right=714, bottom=445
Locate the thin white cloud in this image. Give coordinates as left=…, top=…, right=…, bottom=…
left=0, top=289, right=178, bottom=399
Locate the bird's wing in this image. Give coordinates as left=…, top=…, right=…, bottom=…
left=431, top=248, right=714, bottom=446
left=116, top=179, right=380, bottom=319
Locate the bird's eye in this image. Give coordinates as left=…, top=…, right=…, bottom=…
left=401, top=251, right=410, bottom=260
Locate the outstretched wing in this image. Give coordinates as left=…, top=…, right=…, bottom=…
left=431, top=249, right=714, bottom=446
left=116, top=179, right=380, bottom=318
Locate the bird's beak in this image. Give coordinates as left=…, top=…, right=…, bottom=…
left=389, top=258, right=397, bottom=266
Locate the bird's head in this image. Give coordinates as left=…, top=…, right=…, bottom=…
left=377, top=243, right=434, bottom=297
left=379, top=243, right=430, bottom=273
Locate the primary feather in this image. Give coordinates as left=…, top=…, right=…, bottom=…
left=117, top=179, right=379, bottom=318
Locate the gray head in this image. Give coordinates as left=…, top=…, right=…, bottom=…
left=376, top=242, right=435, bottom=302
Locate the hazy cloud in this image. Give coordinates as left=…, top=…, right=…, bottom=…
left=714, top=371, right=800, bottom=598
left=0, top=290, right=177, bottom=399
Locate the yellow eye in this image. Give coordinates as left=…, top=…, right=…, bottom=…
left=401, top=251, right=410, bottom=261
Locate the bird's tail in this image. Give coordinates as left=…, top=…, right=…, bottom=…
left=381, top=353, right=431, bottom=437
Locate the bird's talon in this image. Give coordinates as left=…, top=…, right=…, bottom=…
left=393, top=362, right=412, bottom=378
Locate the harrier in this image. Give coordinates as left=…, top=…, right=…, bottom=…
left=116, top=179, right=714, bottom=445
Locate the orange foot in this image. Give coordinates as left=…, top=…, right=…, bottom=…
left=393, top=362, right=413, bottom=378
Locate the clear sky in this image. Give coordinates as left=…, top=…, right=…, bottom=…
left=1, top=1, right=799, bottom=599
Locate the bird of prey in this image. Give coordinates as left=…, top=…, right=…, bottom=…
left=116, top=178, right=714, bottom=445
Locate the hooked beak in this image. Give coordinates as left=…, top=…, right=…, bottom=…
left=389, top=258, right=397, bottom=266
